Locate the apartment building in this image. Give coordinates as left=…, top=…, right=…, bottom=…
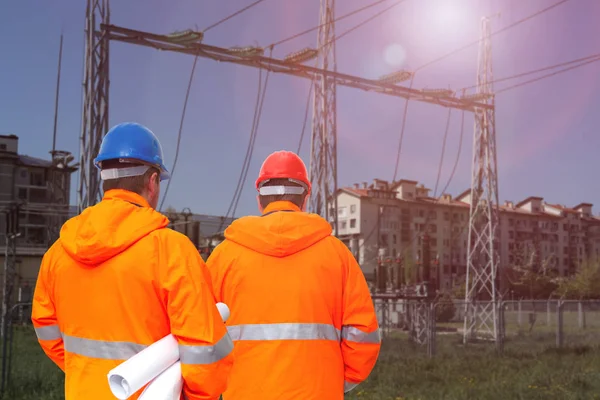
left=332, top=178, right=600, bottom=291
left=0, top=133, right=78, bottom=289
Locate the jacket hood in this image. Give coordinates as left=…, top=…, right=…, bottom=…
left=224, top=201, right=332, bottom=257
left=59, top=189, right=170, bottom=265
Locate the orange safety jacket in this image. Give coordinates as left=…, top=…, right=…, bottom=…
left=207, top=201, right=380, bottom=400
left=31, top=189, right=233, bottom=400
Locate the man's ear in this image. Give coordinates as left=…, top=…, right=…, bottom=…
left=301, top=195, right=309, bottom=212
left=256, top=195, right=264, bottom=213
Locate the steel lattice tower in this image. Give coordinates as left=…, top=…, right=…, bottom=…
left=309, top=0, right=339, bottom=234
left=463, top=16, right=500, bottom=343
left=78, top=0, right=110, bottom=213
left=464, top=17, right=499, bottom=343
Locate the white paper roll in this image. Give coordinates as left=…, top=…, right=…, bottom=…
left=107, top=334, right=179, bottom=400
left=138, top=361, right=183, bottom=400
left=216, top=302, right=230, bottom=323
left=107, top=303, right=230, bottom=399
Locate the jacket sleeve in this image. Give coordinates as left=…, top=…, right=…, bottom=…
left=161, top=235, right=234, bottom=400
left=205, top=242, right=229, bottom=303
left=340, top=245, right=381, bottom=393
left=31, top=250, right=65, bottom=371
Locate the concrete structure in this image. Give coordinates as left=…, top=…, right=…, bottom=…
left=332, top=178, right=600, bottom=292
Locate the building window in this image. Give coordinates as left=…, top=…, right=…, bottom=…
left=20, top=169, right=27, bottom=178
left=18, top=188, right=27, bottom=200
left=0, top=144, right=6, bottom=151
left=350, top=218, right=356, bottom=228
left=340, top=221, right=347, bottom=229
left=350, top=204, right=356, bottom=214
left=392, top=234, right=397, bottom=244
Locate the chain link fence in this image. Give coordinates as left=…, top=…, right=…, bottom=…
left=375, top=298, right=600, bottom=357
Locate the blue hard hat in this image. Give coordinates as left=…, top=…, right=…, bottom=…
left=94, top=122, right=170, bottom=181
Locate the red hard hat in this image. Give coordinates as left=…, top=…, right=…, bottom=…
left=255, top=150, right=311, bottom=194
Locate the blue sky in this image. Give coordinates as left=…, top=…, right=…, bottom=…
left=1, top=0, right=599, bottom=217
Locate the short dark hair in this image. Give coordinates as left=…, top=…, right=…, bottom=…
left=101, top=159, right=160, bottom=195
left=258, top=178, right=307, bottom=210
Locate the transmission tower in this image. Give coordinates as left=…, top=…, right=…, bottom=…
left=309, top=0, right=339, bottom=234
left=463, top=16, right=500, bottom=343
left=78, top=0, right=110, bottom=213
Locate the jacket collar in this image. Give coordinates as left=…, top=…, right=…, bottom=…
left=102, top=189, right=151, bottom=208
left=262, top=201, right=301, bottom=216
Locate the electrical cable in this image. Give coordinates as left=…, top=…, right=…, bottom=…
left=231, top=66, right=272, bottom=219
left=415, top=0, right=570, bottom=72
left=204, top=0, right=271, bottom=33
left=358, top=107, right=455, bottom=256
left=219, top=67, right=264, bottom=231
left=296, top=78, right=315, bottom=155
left=159, top=55, right=199, bottom=212
left=319, top=0, right=409, bottom=51
left=438, top=108, right=466, bottom=197
left=495, top=55, right=600, bottom=94
left=432, top=108, right=452, bottom=198
left=460, top=52, right=600, bottom=92
left=392, top=76, right=414, bottom=183
left=270, top=0, right=398, bottom=48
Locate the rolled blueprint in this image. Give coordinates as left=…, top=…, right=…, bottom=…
left=138, top=361, right=183, bottom=400
left=107, top=303, right=230, bottom=400
left=108, top=334, right=179, bottom=400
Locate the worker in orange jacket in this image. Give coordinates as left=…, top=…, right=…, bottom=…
left=207, top=150, right=381, bottom=400
left=31, top=122, right=233, bottom=400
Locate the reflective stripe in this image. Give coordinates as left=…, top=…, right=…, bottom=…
left=344, top=380, right=359, bottom=393
left=341, top=326, right=381, bottom=344
left=179, top=332, right=234, bottom=365
left=64, top=335, right=147, bottom=360
left=34, top=325, right=62, bottom=341
left=227, top=323, right=341, bottom=342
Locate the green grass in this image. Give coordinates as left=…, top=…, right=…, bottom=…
left=4, top=326, right=64, bottom=400
left=346, top=333, right=600, bottom=400
left=4, top=326, right=600, bottom=400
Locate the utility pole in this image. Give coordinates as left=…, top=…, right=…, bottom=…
left=463, top=15, right=500, bottom=343
left=309, top=0, right=338, bottom=235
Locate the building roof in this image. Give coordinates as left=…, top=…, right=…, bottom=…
left=515, top=196, right=544, bottom=208
left=338, top=178, right=596, bottom=219
left=339, top=187, right=370, bottom=197
left=18, top=154, right=53, bottom=168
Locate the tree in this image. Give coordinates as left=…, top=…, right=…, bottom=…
left=504, top=242, right=559, bottom=299
left=403, top=248, right=417, bottom=285
left=554, top=260, right=600, bottom=299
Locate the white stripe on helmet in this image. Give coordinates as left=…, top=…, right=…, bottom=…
left=100, top=165, right=150, bottom=180
left=258, top=185, right=306, bottom=196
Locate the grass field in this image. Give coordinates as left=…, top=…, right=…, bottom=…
left=3, top=326, right=600, bottom=399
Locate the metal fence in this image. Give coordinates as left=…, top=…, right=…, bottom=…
left=0, top=299, right=599, bottom=397
left=375, top=299, right=600, bottom=357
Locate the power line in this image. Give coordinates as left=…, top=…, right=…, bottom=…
left=231, top=68, right=272, bottom=219
left=461, top=52, right=600, bottom=91
left=415, top=0, right=571, bottom=72
left=432, top=108, right=452, bottom=197
left=296, top=78, right=314, bottom=154
left=159, top=54, right=199, bottom=212
left=270, top=0, right=400, bottom=48
left=438, top=109, right=466, bottom=197
left=392, top=76, right=414, bottom=182
left=220, top=67, right=265, bottom=229
left=496, top=55, right=600, bottom=94
left=320, top=0, right=408, bottom=51
left=204, top=0, right=271, bottom=32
